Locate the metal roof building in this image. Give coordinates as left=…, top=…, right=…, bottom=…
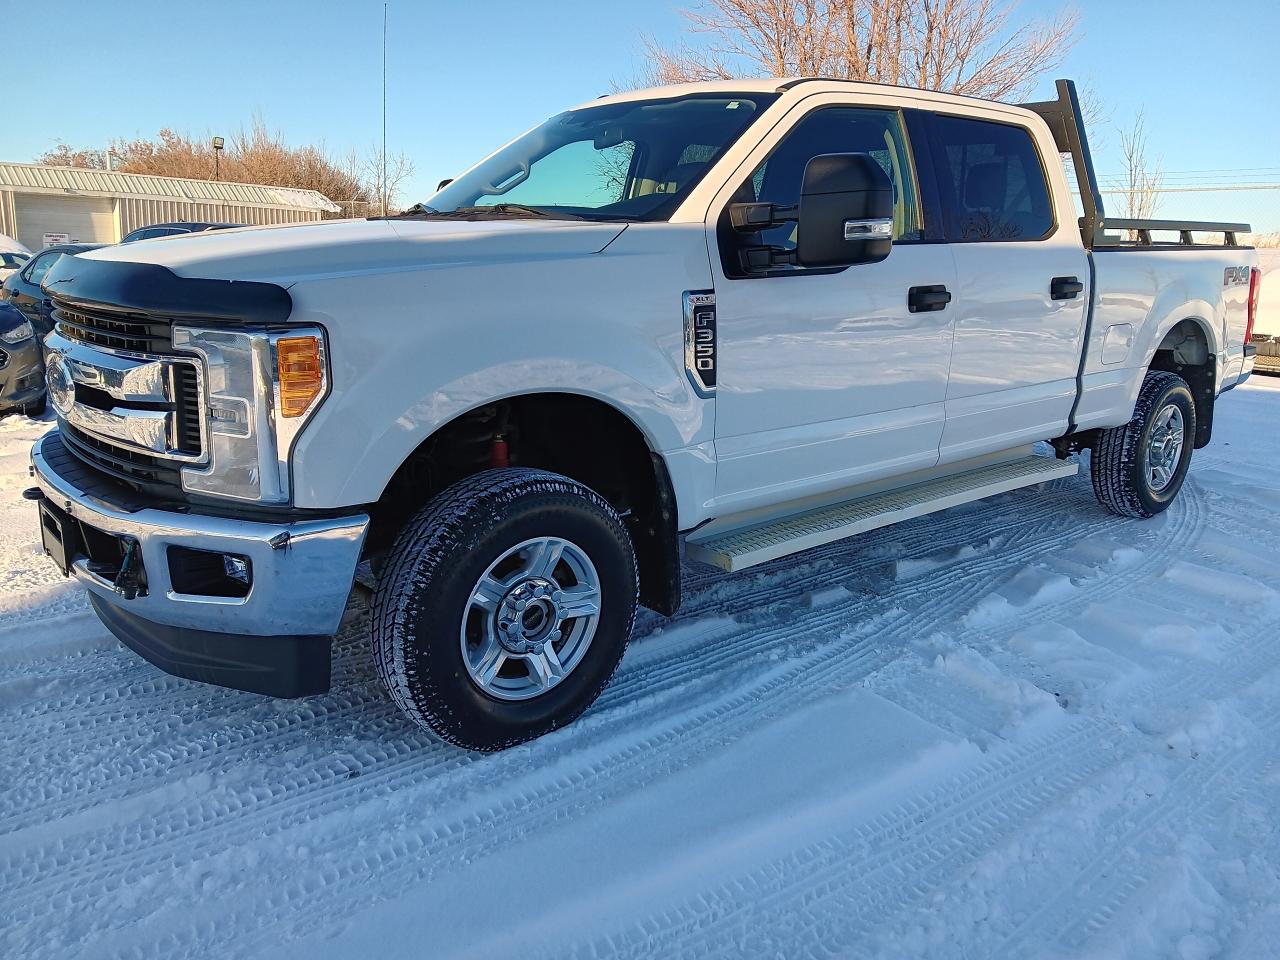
left=0, top=163, right=341, bottom=250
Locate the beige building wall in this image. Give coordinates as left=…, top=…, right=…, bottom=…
left=0, top=162, right=338, bottom=248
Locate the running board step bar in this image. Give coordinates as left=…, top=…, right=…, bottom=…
left=686, top=455, right=1079, bottom=572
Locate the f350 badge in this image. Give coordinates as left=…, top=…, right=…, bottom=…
left=683, top=290, right=716, bottom=397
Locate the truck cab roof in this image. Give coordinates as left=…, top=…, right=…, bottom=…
left=586, top=77, right=1038, bottom=118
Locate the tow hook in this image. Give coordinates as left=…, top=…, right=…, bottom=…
left=114, top=538, right=142, bottom=600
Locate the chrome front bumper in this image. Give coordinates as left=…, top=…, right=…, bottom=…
left=31, top=431, right=369, bottom=639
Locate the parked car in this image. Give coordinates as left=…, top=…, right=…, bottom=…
left=0, top=250, right=29, bottom=283
left=121, top=222, right=243, bottom=243
left=0, top=299, right=45, bottom=416
left=0, top=243, right=105, bottom=338
left=28, top=78, right=1259, bottom=751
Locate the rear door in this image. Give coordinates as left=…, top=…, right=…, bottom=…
left=707, top=96, right=958, bottom=514
left=922, top=111, right=1090, bottom=463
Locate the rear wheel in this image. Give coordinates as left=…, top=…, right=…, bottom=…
left=1091, top=370, right=1196, bottom=518
left=371, top=468, right=638, bottom=751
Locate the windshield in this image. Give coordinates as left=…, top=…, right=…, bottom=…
left=427, top=93, right=777, bottom=222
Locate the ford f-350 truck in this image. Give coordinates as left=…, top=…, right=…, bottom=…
left=28, top=79, right=1259, bottom=750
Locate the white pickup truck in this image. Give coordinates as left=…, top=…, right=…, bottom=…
left=29, top=78, right=1259, bottom=750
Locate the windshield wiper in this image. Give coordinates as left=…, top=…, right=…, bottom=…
left=449, top=204, right=586, bottom=221
left=382, top=202, right=589, bottom=222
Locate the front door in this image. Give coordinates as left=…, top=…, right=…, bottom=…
left=708, top=102, right=957, bottom=515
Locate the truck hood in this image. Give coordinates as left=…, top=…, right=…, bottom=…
left=80, top=217, right=628, bottom=285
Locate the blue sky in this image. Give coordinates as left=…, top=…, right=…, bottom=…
left=5, top=0, right=1279, bottom=228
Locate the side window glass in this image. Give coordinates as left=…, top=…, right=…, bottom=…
left=929, top=114, right=1054, bottom=241
left=24, top=252, right=57, bottom=286
left=719, top=107, right=922, bottom=278
left=736, top=107, right=924, bottom=263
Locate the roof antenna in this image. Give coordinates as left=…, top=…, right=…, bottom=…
left=382, top=2, right=388, bottom=217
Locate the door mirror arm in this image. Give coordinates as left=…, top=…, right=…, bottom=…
left=738, top=245, right=796, bottom=273
left=728, top=202, right=798, bottom=233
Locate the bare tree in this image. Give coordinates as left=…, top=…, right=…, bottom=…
left=35, top=120, right=413, bottom=218
left=643, top=0, right=1079, bottom=101
left=360, top=147, right=416, bottom=216
left=1117, top=110, right=1163, bottom=237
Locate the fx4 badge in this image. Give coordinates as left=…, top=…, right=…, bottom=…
left=1224, top=266, right=1251, bottom=287
left=683, top=290, right=716, bottom=397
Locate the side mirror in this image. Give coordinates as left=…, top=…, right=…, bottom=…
left=436, top=178, right=453, bottom=192
left=795, top=153, right=893, bottom=269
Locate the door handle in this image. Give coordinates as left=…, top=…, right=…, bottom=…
left=907, top=285, right=951, bottom=313
left=1051, top=276, right=1084, bottom=300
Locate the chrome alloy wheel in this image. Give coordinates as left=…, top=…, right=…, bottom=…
left=1146, top=402, right=1186, bottom=492
left=460, top=537, right=602, bottom=701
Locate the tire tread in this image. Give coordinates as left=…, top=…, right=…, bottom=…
left=370, top=468, right=637, bottom=750
left=1091, top=370, right=1194, bottom=519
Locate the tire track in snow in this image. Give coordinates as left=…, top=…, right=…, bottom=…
left=992, top=686, right=1280, bottom=955
left=4, top=478, right=1146, bottom=953
left=542, top=491, right=1239, bottom=960
left=0, top=479, right=1090, bottom=836
left=0, top=478, right=1063, bottom=738
left=539, top=613, right=1279, bottom=960
left=100, top=481, right=1205, bottom=957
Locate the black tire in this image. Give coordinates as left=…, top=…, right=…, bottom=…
left=21, top=395, right=46, bottom=417
left=1091, top=370, right=1196, bottom=518
left=371, top=468, right=638, bottom=751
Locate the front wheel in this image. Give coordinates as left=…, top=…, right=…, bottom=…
left=371, top=468, right=638, bottom=751
left=1091, top=370, right=1197, bottom=518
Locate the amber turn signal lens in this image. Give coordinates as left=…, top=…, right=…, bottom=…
left=276, top=336, right=324, bottom=418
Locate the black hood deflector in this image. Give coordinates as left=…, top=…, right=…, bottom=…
left=42, top=255, right=292, bottom=323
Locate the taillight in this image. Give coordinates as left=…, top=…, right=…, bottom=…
left=1246, top=266, right=1261, bottom=345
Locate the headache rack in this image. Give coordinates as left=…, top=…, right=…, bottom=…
left=1020, top=79, right=1251, bottom=249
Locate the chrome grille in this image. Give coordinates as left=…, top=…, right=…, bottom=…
left=45, top=330, right=207, bottom=495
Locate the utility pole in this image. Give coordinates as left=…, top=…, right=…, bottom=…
left=382, top=3, right=388, bottom=216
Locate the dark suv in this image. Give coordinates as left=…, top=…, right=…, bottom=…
left=121, top=222, right=243, bottom=243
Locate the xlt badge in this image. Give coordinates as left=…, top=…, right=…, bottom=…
left=683, top=290, right=716, bottom=397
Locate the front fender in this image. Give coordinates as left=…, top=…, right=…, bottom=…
left=283, top=225, right=716, bottom=512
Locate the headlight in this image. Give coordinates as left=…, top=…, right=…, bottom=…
left=172, top=324, right=328, bottom=504
left=0, top=320, right=33, bottom=343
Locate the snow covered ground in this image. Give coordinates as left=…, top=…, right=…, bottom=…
left=2, top=379, right=1279, bottom=960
